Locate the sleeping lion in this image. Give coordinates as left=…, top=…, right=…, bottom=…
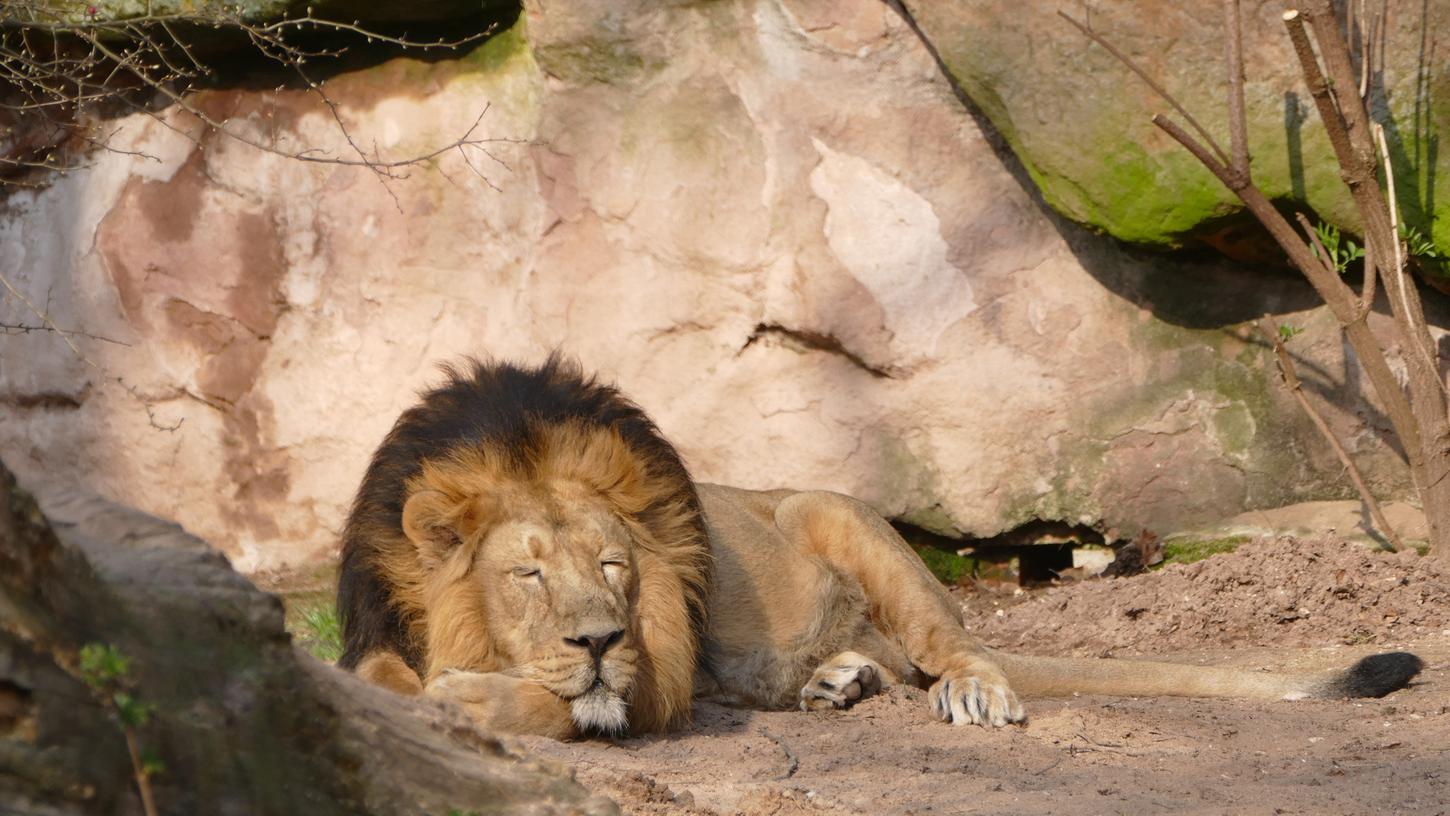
left=337, top=357, right=1423, bottom=738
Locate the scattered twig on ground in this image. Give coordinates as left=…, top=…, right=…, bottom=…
left=1031, top=754, right=1067, bottom=775
left=759, top=727, right=799, bottom=780
left=1073, top=732, right=1143, bottom=756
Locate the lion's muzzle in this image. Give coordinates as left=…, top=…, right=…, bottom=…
left=570, top=682, right=628, bottom=733
left=554, top=631, right=634, bottom=733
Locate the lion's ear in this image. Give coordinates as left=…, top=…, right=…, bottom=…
left=401, top=489, right=472, bottom=566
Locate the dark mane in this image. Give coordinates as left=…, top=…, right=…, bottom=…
left=335, top=354, right=708, bottom=673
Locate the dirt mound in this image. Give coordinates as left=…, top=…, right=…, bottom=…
left=961, top=536, right=1450, bottom=656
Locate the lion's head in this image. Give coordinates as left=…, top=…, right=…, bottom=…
left=338, top=357, right=710, bottom=734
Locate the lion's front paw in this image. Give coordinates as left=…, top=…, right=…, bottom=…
left=928, top=664, right=1025, bottom=727
left=424, top=669, right=576, bottom=739
left=799, top=651, right=887, bottom=711
left=425, top=668, right=500, bottom=705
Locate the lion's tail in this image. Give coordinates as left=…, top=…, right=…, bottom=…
left=985, top=648, right=1424, bottom=701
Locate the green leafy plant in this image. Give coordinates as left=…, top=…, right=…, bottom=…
left=1277, top=323, right=1304, bottom=342
left=1401, top=224, right=1442, bottom=260
left=77, top=643, right=159, bottom=816
left=1310, top=221, right=1364, bottom=274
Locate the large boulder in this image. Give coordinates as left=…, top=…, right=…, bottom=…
left=900, top=0, right=1450, bottom=256
left=0, top=0, right=1428, bottom=572
left=0, top=459, right=613, bottom=814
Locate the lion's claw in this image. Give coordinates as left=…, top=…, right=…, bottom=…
left=928, top=667, right=1025, bottom=727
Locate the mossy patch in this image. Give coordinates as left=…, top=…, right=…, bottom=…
left=911, top=544, right=978, bottom=585
left=1158, top=534, right=1252, bottom=567
left=532, top=35, right=662, bottom=85
left=458, top=16, right=532, bottom=75
left=895, top=520, right=978, bottom=585
left=1035, top=139, right=1235, bottom=247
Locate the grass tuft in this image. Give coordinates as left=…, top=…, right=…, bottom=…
left=291, top=602, right=344, bottom=663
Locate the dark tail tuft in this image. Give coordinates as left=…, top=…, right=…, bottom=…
left=1326, top=652, right=1425, bottom=698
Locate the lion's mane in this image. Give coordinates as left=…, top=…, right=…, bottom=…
left=337, top=355, right=710, bottom=731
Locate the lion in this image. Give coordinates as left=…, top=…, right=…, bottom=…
left=337, top=357, right=1424, bottom=738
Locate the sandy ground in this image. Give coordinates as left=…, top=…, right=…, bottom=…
left=521, top=537, right=1450, bottom=815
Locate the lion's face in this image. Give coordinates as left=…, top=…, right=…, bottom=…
left=474, top=492, right=642, bottom=731
left=403, top=479, right=643, bottom=733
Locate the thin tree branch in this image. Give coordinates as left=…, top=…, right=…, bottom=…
left=0, top=272, right=93, bottom=365
left=1283, top=10, right=1371, bottom=184
left=122, top=727, right=159, bottom=816
left=1151, top=114, right=1232, bottom=180
left=1259, top=318, right=1403, bottom=551
left=1059, top=10, right=1233, bottom=168
left=1, top=7, right=516, bottom=191
left=1223, top=0, right=1250, bottom=175
left=1295, top=212, right=1344, bottom=276
left=0, top=320, right=130, bottom=346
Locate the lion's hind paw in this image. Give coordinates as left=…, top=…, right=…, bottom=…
left=799, top=651, right=887, bottom=711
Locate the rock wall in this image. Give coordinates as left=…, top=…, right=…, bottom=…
left=0, top=0, right=1427, bottom=572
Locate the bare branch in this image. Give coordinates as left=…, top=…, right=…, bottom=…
left=0, top=271, right=94, bottom=366
left=1059, top=10, right=1233, bottom=168
left=1071, top=2, right=1450, bottom=557
left=0, top=320, right=130, bottom=346
left=1259, top=318, right=1403, bottom=551
left=1, top=270, right=181, bottom=432
left=1, top=6, right=515, bottom=190
left=1223, top=0, right=1250, bottom=175
left=1150, top=114, right=1234, bottom=185
left=1293, top=212, right=1373, bottom=322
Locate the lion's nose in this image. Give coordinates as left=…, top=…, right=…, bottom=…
left=564, top=628, right=624, bottom=661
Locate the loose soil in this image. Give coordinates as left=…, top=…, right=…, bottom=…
left=521, top=536, right=1450, bottom=815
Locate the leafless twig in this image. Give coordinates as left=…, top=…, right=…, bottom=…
left=1057, top=10, right=1232, bottom=169
left=1258, top=318, right=1403, bottom=551
left=1, top=2, right=517, bottom=193
left=759, top=728, right=799, bottom=780
left=2, top=270, right=180, bottom=431
left=0, top=320, right=128, bottom=345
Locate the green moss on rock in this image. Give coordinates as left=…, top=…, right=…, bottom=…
left=911, top=544, right=978, bottom=585
left=1159, top=534, right=1252, bottom=566
left=459, top=16, right=531, bottom=74
left=532, top=35, right=662, bottom=86
left=909, top=2, right=1449, bottom=256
